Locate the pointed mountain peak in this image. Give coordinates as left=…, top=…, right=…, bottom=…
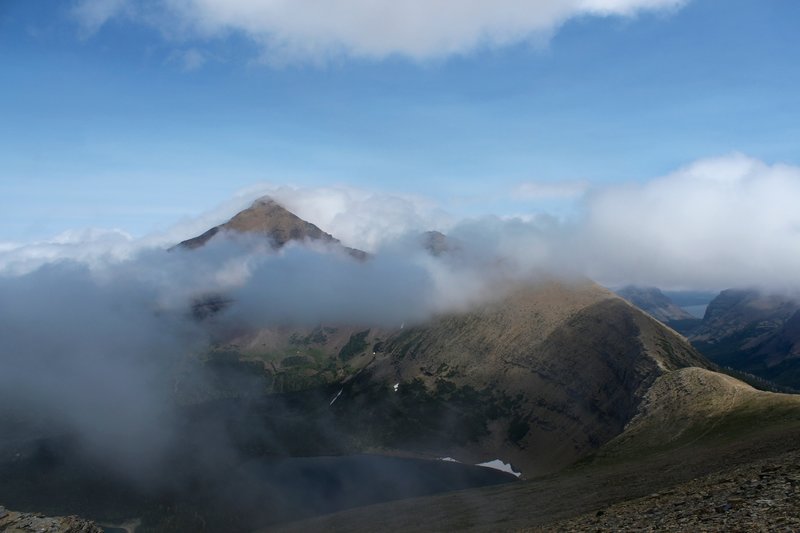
left=174, top=196, right=366, bottom=260
left=221, top=195, right=337, bottom=248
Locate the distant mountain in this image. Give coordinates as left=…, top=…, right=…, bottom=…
left=175, top=196, right=367, bottom=259
left=690, top=289, right=800, bottom=389
left=693, top=289, right=798, bottom=341
left=616, top=286, right=701, bottom=334
left=175, top=197, right=367, bottom=320
left=419, top=230, right=459, bottom=257
left=614, top=287, right=800, bottom=390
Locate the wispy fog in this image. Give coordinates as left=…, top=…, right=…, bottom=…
left=0, top=228, right=518, bottom=483
left=0, top=261, right=204, bottom=480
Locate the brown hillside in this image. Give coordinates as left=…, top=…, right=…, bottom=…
left=175, top=197, right=367, bottom=259
left=336, top=280, right=710, bottom=476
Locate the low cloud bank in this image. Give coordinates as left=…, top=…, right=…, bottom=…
left=0, top=228, right=505, bottom=484
left=5, top=153, right=800, bottom=290
left=4, top=153, right=800, bottom=291
left=576, top=154, right=800, bottom=291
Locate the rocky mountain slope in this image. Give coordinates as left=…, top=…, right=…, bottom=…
left=331, top=281, right=708, bottom=476
left=530, top=448, right=800, bottom=532
left=193, top=278, right=710, bottom=477
left=690, top=289, right=800, bottom=389
left=617, top=286, right=800, bottom=389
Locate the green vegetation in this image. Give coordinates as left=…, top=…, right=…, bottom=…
left=333, top=376, right=530, bottom=451
left=338, top=329, right=370, bottom=361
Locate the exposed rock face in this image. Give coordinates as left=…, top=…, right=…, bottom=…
left=175, top=196, right=367, bottom=259
left=0, top=506, right=102, bottom=533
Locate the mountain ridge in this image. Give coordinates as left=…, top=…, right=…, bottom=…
left=177, top=199, right=714, bottom=477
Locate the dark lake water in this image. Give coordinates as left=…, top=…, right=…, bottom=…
left=0, top=443, right=516, bottom=532
left=234, top=454, right=516, bottom=521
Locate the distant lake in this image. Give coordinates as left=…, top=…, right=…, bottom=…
left=214, top=454, right=519, bottom=527
left=683, top=304, right=708, bottom=318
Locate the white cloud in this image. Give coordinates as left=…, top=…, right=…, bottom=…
left=259, top=185, right=453, bottom=251
left=0, top=184, right=450, bottom=274
left=72, top=0, right=688, bottom=63
left=0, top=228, right=137, bottom=276
left=572, top=154, right=800, bottom=290
left=6, top=152, right=800, bottom=293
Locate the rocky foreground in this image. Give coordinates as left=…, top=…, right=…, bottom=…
left=531, top=448, right=800, bottom=532
left=0, top=506, right=101, bottom=533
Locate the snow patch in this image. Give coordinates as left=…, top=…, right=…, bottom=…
left=329, top=389, right=343, bottom=406
left=439, top=457, right=459, bottom=463
left=476, top=459, right=522, bottom=478
left=393, top=383, right=399, bottom=392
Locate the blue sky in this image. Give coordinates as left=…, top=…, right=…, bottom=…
left=1, top=0, right=799, bottom=241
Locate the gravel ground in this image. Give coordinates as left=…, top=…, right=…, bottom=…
left=530, top=449, right=800, bottom=532
left=0, top=506, right=102, bottom=533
